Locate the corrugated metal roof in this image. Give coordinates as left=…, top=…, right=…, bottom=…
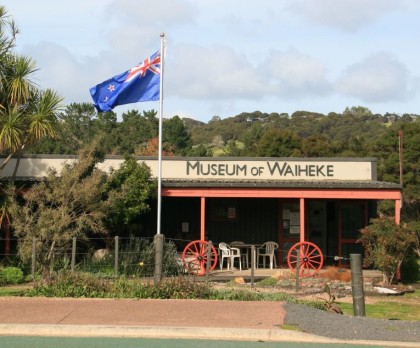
left=5, top=176, right=401, bottom=190
left=162, top=179, right=401, bottom=189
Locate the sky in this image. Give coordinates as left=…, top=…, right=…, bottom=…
left=3, top=0, right=420, bottom=123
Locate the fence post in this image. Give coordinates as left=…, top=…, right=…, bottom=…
left=154, top=234, right=164, bottom=285
left=295, top=250, right=301, bottom=292
left=250, top=245, right=255, bottom=289
left=114, top=236, right=119, bottom=277
left=71, top=237, right=76, bottom=272
left=350, top=254, right=366, bottom=317
left=205, top=241, right=212, bottom=283
left=31, top=238, right=37, bottom=281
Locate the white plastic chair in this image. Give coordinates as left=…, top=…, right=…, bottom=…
left=218, top=242, right=242, bottom=271
left=230, top=241, right=249, bottom=269
left=257, top=241, right=279, bottom=269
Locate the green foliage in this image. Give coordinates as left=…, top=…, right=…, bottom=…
left=9, top=144, right=109, bottom=275
left=257, top=129, right=302, bottom=157
left=119, top=238, right=179, bottom=277
left=319, top=284, right=342, bottom=314
left=358, top=217, right=417, bottom=286
left=149, top=276, right=213, bottom=299
left=27, top=272, right=211, bottom=299
left=0, top=6, right=63, bottom=175
left=0, top=266, right=24, bottom=285
left=76, top=238, right=180, bottom=278
left=104, top=156, right=157, bottom=227
left=116, top=110, right=158, bottom=154
left=20, top=271, right=335, bottom=311
left=163, top=115, right=192, bottom=155
left=400, top=254, right=420, bottom=283
left=25, top=271, right=297, bottom=301
left=258, top=277, right=278, bottom=286
left=27, top=271, right=113, bottom=298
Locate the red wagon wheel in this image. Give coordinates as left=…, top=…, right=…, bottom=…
left=181, top=240, right=218, bottom=276
left=287, top=241, right=324, bottom=278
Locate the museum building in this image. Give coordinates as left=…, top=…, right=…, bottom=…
left=1, top=156, right=402, bottom=265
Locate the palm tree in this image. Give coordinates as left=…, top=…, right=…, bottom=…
left=0, top=6, right=63, bottom=177
left=0, top=6, right=63, bottom=257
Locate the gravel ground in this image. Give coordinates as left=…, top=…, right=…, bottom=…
left=283, top=302, right=420, bottom=343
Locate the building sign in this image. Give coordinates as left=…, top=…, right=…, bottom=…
left=185, top=161, right=335, bottom=178
left=145, top=158, right=375, bottom=181
left=6, top=156, right=377, bottom=182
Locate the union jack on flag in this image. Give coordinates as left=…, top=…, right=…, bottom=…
left=125, top=52, right=161, bottom=82
left=90, top=50, right=160, bottom=112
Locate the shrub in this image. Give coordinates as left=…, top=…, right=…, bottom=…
left=27, top=272, right=212, bottom=299
left=400, top=254, right=420, bottom=283
left=358, top=217, right=417, bottom=286
left=118, top=237, right=179, bottom=277
left=0, top=267, right=24, bottom=285
left=151, top=277, right=213, bottom=299
left=27, top=271, right=112, bottom=297
left=258, top=277, right=278, bottom=287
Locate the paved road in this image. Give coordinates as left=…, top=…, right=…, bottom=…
left=0, top=336, right=393, bottom=348
left=0, top=297, right=417, bottom=347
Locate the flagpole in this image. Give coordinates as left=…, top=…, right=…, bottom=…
left=154, top=33, right=165, bottom=284
left=157, top=33, right=165, bottom=235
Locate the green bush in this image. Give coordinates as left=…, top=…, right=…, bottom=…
left=27, top=271, right=111, bottom=297
left=119, top=238, right=179, bottom=277
left=151, top=277, right=213, bottom=299
left=27, top=272, right=212, bottom=299
left=400, top=254, right=420, bottom=283
left=358, top=217, right=417, bottom=286
left=258, top=277, right=278, bottom=287
left=0, top=267, right=24, bottom=285
left=78, top=255, right=115, bottom=277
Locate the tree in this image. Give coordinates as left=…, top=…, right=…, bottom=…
left=301, top=135, right=332, bottom=157
left=240, top=123, right=264, bottom=156
left=116, top=110, right=158, bottom=154
left=358, top=217, right=417, bottom=286
left=9, top=145, right=109, bottom=276
left=135, top=137, right=174, bottom=156
left=163, top=115, right=192, bottom=155
left=257, top=129, right=302, bottom=157
left=0, top=6, right=62, bottom=248
left=103, top=156, right=157, bottom=230
left=342, top=106, right=373, bottom=118
left=0, top=6, right=63, bottom=175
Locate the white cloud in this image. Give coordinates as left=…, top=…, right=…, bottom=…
left=23, top=42, right=109, bottom=104
left=166, top=45, right=333, bottom=102
left=336, top=52, right=418, bottom=102
left=264, top=49, right=332, bottom=98
left=288, top=0, right=406, bottom=31
left=107, top=0, right=197, bottom=25
left=167, top=44, right=266, bottom=99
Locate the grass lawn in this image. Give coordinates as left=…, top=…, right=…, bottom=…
left=0, top=284, right=32, bottom=296
left=339, top=289, right=420, bottom=321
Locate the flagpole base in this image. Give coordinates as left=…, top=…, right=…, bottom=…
left=154, top=234, right=165, bottom=285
